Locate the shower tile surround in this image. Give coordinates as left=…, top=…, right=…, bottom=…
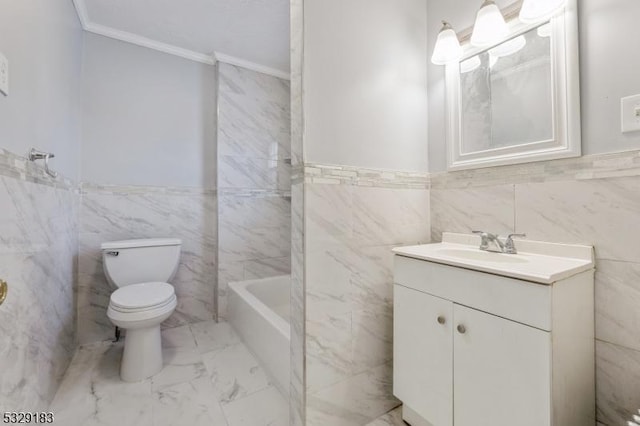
left=217, top=63, right=292, bottom=319
left=0, top=149, right=79, bottom=411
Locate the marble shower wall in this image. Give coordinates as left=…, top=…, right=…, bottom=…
left=0, top=150, right=79, bottom=411
left=290, top=0, right=305, bottom=421
left=77, top=184, right=216, bottom=344
left=303, top=165, right=430, bottom=425
left=430, top=150, right=640, bottom=426
left=217, top=62, right=291, bottom=318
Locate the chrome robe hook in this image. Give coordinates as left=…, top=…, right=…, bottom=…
left=28, top=148, right=58, bottom=178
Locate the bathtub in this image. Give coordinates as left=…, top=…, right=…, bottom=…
left=228, top=275, right=290, bottom=397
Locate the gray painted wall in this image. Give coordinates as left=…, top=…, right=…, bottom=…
left=428, top=0, right=640, bottom=171
left=0, top=0, right=83, bottom=179
left=303, top=0, right=429, bottom=172
left=81, top=33, right=216, bottom=188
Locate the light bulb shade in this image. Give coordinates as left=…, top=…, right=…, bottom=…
left=488, top=35, right=526, bottom=58
left=537, top=23, right=552, bottom=38
left=519, top=0, right=566, bottom=24
left=470, top=0, right=509, bottom=47
left=460, top=56, right=481, bottom=74
left=431, top=22, right=463, bottom=65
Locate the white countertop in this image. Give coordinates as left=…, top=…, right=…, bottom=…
left=392, top=233, right=595, bottom=284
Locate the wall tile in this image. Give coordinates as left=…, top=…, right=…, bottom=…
left=77, top=189, right=216, bottom=344
left=431, top=184, right=515, bottom=242
left=307, top=363, right=399, bottom=426
left=596, top=340, right=640, bottom=425
left=353, top=187, right=430, bottom=247
left=217, top=64, right=292, bottom=321
left=304, top=179, right=430, bottom=424
left=595, top=260, right=640, bottom=352
left=243, top=257, right=290, bottom=280
left=0, top=176, right=78, bottom=411
left=515, top=177, right=640, bottom=262
left=290, top=182, right=305, bottom=426
left=305, top=183, right=353, bottom=250
left=218, top=63, right=290, bottom=161
left=218, top=156, right=281, bottom=190
left=306, top=311, right=353, bottom=394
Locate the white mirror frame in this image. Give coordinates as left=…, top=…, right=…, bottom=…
left=445, top=0, right=580, bottom=171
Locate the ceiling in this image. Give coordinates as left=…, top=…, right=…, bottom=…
left=74, top=0, right=290, bottom=78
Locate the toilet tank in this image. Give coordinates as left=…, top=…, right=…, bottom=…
left=101, top=238, right=182, bottom=288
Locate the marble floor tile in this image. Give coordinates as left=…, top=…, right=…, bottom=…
left=152, top=377, right=228, bottom=426
left=221, top=386, right=289, bottom=426
left=50, top=321, right=285, bottom=426
left=151, top=346, right=208, bottom=392
left=189, top=320, right=240, bottom=354
left=202, top=342, right=272, bottom=404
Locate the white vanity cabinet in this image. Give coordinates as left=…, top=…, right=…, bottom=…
left=392, top=234, right=595, bottom=426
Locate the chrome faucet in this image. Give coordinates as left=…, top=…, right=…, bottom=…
left=472, top=231, right=526, bottom=254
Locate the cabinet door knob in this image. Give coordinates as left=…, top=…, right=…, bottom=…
left=457, top=324, right=466, bottom=334
left=437, top=316, right=446, bottom=325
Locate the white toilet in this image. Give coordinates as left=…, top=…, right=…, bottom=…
left=101, top=238, right=182, bottom=382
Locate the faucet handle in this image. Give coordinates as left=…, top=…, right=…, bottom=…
left=472, top=230, right=490, bottom=250
left=505, top=233, right=526, bottom=254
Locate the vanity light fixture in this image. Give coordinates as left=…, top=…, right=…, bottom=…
left=470, top=0, right=509, bottom=47
left=431, top=21, right=463, bottom=65
left=488, top=35, right=527, bottom=58
left=519, top=0, right=566, bottom=23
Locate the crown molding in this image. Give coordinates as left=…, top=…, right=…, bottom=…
left=214, top=52, right=290, bottom=80
left=85, top=22, right=216, bottom=65
left=72, top=0, right=290, bottom=79
left=71, top=0, right=89, bottom=27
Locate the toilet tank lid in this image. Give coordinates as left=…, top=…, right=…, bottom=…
left=101, top=238, right=182, bottom=250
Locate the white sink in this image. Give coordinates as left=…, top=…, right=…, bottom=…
left=435, top=248, right=529, bottom=264
left=393, top=233, right=594, bottom=284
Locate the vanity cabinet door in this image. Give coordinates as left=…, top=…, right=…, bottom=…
left=453, top=304, right=551, bottom=426
left=394, top=284, right=453, bottom=426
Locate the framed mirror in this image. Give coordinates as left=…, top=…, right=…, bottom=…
left=445, top=0, right=580, bottom=170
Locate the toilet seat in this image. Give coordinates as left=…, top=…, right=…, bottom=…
left=110, top=282, right=175, bottom=312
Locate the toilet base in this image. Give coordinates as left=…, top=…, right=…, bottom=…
left=120, top=325, right=163, bottom=382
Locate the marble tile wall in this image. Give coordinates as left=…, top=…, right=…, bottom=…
left=290, top=0, right=305, bottom=421
left=430, top=151, right=640, bottom=426
left=77, top=184, right=217, bottom=344
left=0, top=149, right=79, bottom=411
left=303, top=169, right=430, bottom=425
left=217, top=62, right=291, bottom=319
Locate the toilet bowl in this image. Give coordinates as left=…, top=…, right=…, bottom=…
left=101, top=238, right=182, bottom=382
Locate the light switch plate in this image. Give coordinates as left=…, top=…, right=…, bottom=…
left=0, top=52, right=7, bottom=96
left=621, top=94, right=640, bottom=133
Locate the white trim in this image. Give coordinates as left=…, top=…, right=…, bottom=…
left=71, top=0, right=89, bottom=27
left=84, top=23, right=215, bottom=65
left=214, top=52, right=290, bottom=80
left=72, top=0, right=291, bottom=78
left=444, top=0, right=581, bottom=171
